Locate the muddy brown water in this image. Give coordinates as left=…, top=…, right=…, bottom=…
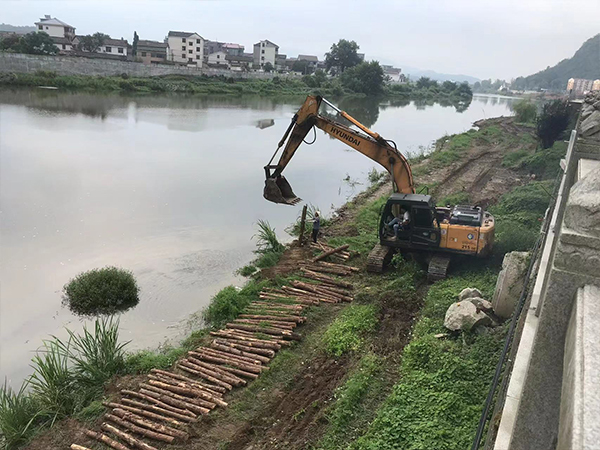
left=0, top=89, right=515, bottom=387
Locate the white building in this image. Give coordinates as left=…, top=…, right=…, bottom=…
left=167, top=31, right=204, bottom=66
left=253, top=40, right=278, bottom=69
left=72, top=35, right=128, bottom=57
left=35, top=15, right=75, bottom=38
left=207, top=51, right=228, bottom=68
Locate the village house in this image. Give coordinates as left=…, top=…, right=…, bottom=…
left=226, top=53, right=253, bottom=71
left=207, top=51, right=228, bottom=68
left=381, top=65, right=404, bottom=83
left=253, top=40, right=278, bottom=69
left=275, top=54, right=287, bottom=70
left=204, top=41, right=244, bottom=64
left=136, top=39, right=167, bottom=64
left=167, top=31, right=204, bottom=66
left=34, top=15, right=76, bottom=53
left=71, top=35, right=129, bottom=58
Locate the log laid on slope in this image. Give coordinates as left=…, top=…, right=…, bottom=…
left=121, top=390, right=196, bottom=419
left=139, top=388, right=208, bottom=416
left=182, top=357, right=246, bottom=385
left=104, top=413, right=174, bottom=443
left=148, top=375, right=225, bottom=406
left=71, top=445, right=93, bottom=450
left=84, top=430, right=132, bottom=450
left=101, top=423, right=158, bottom=450
left=188, top=351, right=264, bottom=374
left=225, top=323, right=301, bottom=340
left=210, top=342, right=271, bottom=363
left=150, top=369, right=226, bottom=395
left=312, top=244, right=350, bottom=262
left=120, top=398, right=195, bottom=423
left=239, top=313, right=305, bottom=323
left=103, top=402, right=184, bottom=427
left=209, top=330, right=283, bottom=349
left=112, top=408, right=189, bottom=440
left=213, top=339, right=276, bottom=357
left=177, top=361, right=238, bottom=389
left=300, top=268, right=353, bottom=289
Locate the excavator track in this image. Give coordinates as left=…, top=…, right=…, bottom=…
left=427, top=253, right=451, bottom=281
left=367, top=244, right=395, bottom=273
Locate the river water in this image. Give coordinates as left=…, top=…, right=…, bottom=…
left=0, top=90, right=515, bottom=386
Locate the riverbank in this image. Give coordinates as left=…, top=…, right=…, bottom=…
left=5, top=114, right=567, bottom=450
left=0, top=70, right=472, bottom=105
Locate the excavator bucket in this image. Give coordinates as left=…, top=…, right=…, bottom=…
left=264, top=176, right=301, bottom=205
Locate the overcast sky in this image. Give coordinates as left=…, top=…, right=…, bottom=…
left=2, top=0, right=599, bottom=80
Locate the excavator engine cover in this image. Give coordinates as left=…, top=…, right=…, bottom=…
left=264, top=176, right=301, bottom=205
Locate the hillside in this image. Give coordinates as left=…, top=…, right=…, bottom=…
left=0, top=23, right=36, bottom=34
left=513, top=33, right=600, bottom=91
left=402, top=64, right=480, bottom=83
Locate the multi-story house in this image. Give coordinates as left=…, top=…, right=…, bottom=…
left=222, top=43, right=244, bottom=56
left=35, top=15, right=75, bottom=38
left=167, top=31, right=204, bottom=66
left=136, top=40, right=167, bottom=64
left=253, top=40, right=278, bottom=69
left=226, top=54, right=253, bottom=72
left=34, top=15, right=76, bottom=53
left=204, top=41, right=244, bottom=64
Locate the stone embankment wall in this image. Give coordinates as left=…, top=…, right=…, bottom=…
left=0, top=53, right=283, bottom=79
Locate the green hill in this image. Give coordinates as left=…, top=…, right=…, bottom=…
left=513, top=34, right=600, bottom=91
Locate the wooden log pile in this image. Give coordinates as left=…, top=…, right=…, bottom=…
left=73, top=253, right=357, bottom=450
left=309, top=242, right=356, bottom=263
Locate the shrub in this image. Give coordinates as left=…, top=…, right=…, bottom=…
left=512, top=99, right=537, bottom=123
left=494, top=221, right=539, bottom=254
left=124, top=347, right=186, bottom=374
left=62, top=267, right=140, bottom=316
left=367, top=168, right=385, bottom=184
left=237, top=265, right=257, bottom=277
left=536, top=99, right=570, bottom=149
left=202, top=281, right=265, bottom=328
left=323, top=305, right=378, bottom=356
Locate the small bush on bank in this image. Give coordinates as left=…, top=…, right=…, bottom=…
left=124, top=347, right=186, bottom=374
left=367, top=168, right=385, bottom=184
left=202, top=281, right=266, bottom=328
left=537, top=99, right=570, bottom=149
left=62, top=267, right=140, bottom=316
left=512, top=99, right=537, bottom=123
left=237, top=264, right=257, bottom=277
left=323, top=304, right=378, bottom=356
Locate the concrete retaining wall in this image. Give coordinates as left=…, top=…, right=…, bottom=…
left=0, top=53, right=281, bottom=79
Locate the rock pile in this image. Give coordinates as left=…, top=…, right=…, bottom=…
left=580, top=92, right=600, bottom=139
left=444, top=287, right=497, bottom=332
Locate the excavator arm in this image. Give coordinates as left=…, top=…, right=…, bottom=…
left=264, top=96, right=415, bottom=205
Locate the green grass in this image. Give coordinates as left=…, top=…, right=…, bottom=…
left=0, top=382, right=46, bottom=449
left=351, top=269, right=505, bottom=450
left=317, top=353, right=388, bottom=449
left=322, top=305, right=379, bottom=356
left=124, top=347, right=187, bottom=374
left=202, top=280, right=267, bottom=328
left=438, top=191, right=470, bottom=206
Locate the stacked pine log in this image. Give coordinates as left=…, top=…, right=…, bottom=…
left=309, top=242, right=353, bottom=263
left=72, top=258, right=356, bottom=449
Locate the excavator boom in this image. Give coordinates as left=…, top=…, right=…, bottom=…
left=264, top=96, right=415, bottom=205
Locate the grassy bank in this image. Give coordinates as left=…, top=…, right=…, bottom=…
left=9, top=115, right=558, bottom=450
left=0, top=71, right=471, bottom=107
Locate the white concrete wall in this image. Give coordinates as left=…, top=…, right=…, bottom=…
left=208, top=51, right=228, bottom=67
left=101, top=44, right=127, bottom=57
left=36, top=23, right=65, bottom=38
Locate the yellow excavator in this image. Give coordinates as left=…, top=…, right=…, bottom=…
left=264, top=95, right=494, bottom=279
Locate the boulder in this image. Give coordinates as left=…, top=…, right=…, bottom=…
left=564, top=167, right=600, bottom=238
left=580, top=110, right=600, bottom=138
left=444, top=301, right=492, bottom=331
left=468, top=297, right=494, bottom=312
left=492, top=251, right=530, bottom=319
left=459, top=287, right=483, bottom=301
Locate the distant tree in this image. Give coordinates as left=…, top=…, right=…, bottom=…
left=537, top=99, right=570, bottom=148
left=340, top=61, right=384, bottom=95
left=441, top=80, right=458, bottom=92
left=78, top=32, right=110, bottom=53
left=415, top=77, right=438, bottom=89
left=0, top=33, right=21, bottom=52
left=17, top=32, right=58, bottom=55
left=454, top=82, right=473, bottom=99
left=314, top=69, right=327, bottom=86
left=132, top=31, right=139, bottom=57
left=512, top=99, right=537, bottom=123
left=472, top=81, right=482, bottom=91
left=292, top=59, right=311, bottom=74
left=263, top=62, right=274, bottom=72
left=325, top=39, right=361, bottom=73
